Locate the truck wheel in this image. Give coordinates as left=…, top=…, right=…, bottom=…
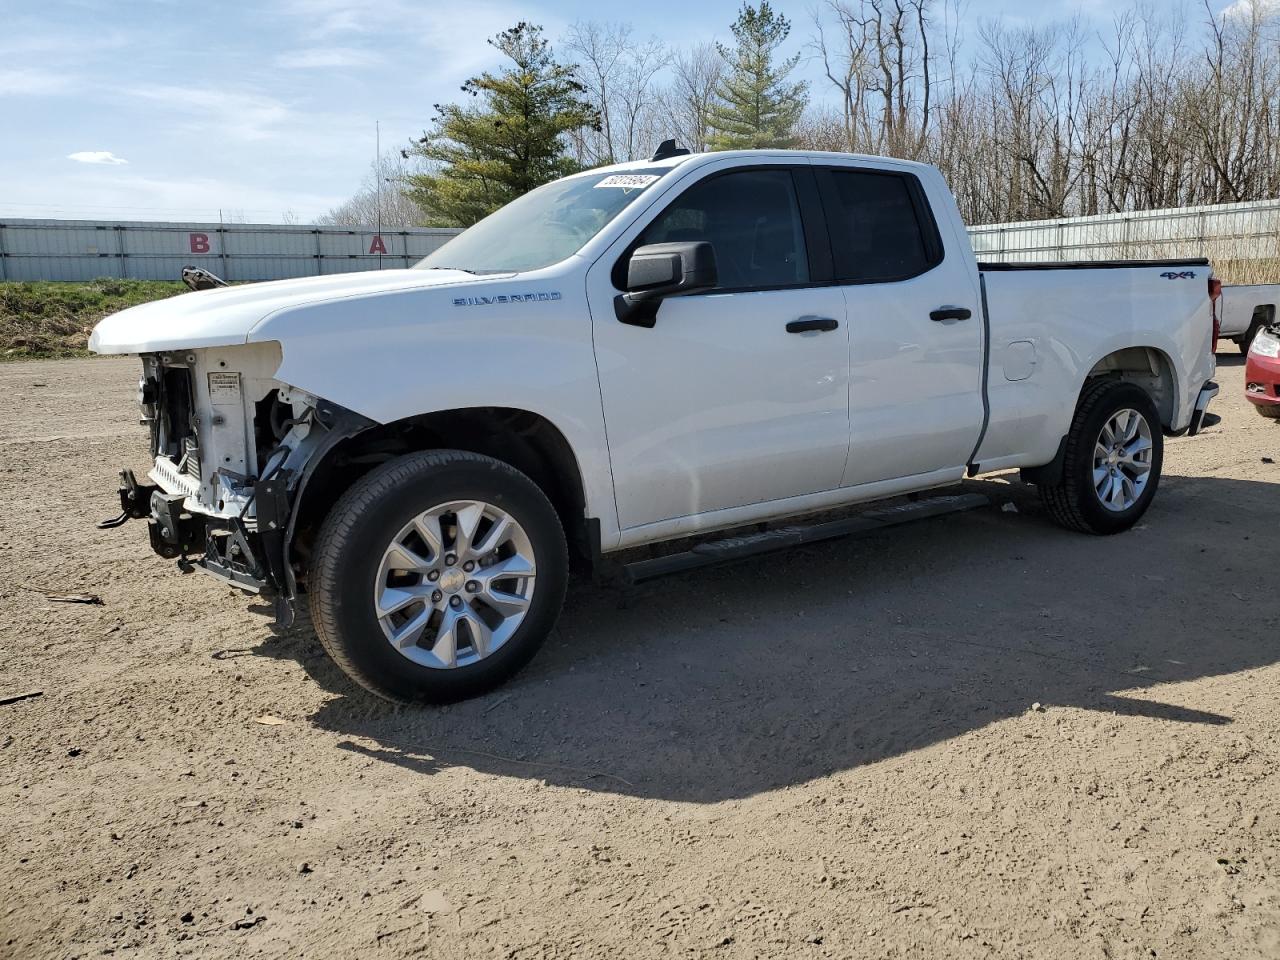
left=309, top=450, right=568, bottom=703
left=1038, top=380, right=1163, bottom=535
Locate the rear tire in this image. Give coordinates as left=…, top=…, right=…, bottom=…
left=309, top=450, right=569, bottom=703
left=1038, top=380, right=1164, bottom=535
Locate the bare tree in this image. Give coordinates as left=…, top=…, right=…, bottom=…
left=663, top=43, right=725, bottom=152
left=1186, top=0, right=1280, bottom=203
left=318, top=2, right=1280, bottom=231
left=808, top=0, right=1280, bottom=223
left=792, top=105, right=852, bottom=151
left=564, top=21, right=672, bottom=164
left=317, top=152, right=427, bottom=228
left=810, top=0, right=937, bottom=158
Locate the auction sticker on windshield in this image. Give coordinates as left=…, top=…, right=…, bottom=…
left=594, top=174, right=660, bottom=190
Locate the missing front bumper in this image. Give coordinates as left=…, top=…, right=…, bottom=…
left=98, top=467, right=274, bottom=599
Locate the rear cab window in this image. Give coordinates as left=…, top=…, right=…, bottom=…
left=816, top=168, right=944, bottom=284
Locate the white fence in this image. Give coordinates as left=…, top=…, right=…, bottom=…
left=4, top=198, right=1280, bottom=283
left=0, top=219, right=462, bottom=282
left=968, top=199, right=1280, bottom=281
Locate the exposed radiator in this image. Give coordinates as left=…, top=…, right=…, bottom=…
left=150, top=454, right=200, bottom=498
left=181, top=437, right=201, bottom=479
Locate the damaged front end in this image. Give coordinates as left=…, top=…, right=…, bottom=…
left=99, top=343, right=372, bottom=625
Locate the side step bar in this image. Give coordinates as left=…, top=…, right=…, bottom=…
left=622, top=493, right=990, bottom=585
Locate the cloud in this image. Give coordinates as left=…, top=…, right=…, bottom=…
left=1221, top=0, right=1280, bottom=19
left=121, top=85, right=293, bottom=142
left=274, top=46, right=376, bottom=69
left=277, top=0, right=557, bottom=74
left=0, top=25, right=134, bottom=60
left=67, top=151, right=128, bottom=165
left=281, top=0, right=390, bottom=39
left=0, top=169, right=347, bottom=223
left=0, top=68, right=73, bottom=97
left=416, top=3, right=568, bottom=77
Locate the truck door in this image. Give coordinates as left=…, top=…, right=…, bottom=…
left=814, top=163, right=985, bottom=486
left=586, top=163, right=851, bottom=531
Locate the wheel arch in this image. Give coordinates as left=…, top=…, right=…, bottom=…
left=1023, top=346, right=1176, bottom=487
left=288, top=406, right=593, bottom=585
left=1244, top=304, right=1276, bottom=347
left=1082, top=345, right=1179, bottom=430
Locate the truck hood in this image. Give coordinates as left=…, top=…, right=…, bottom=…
left=88, top=268, right=488, bottom=354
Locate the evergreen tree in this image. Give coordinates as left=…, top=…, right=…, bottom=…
left=707, top=2, right=808, bottom=150
left=407, top=23, right=599, bottom=226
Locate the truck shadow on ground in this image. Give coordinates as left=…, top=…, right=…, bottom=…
left=253, top=469, right=1280, bottom=804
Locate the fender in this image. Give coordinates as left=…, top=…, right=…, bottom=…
left=273, top=400, right=378, bottom=625
left=247, top=273, right=623, bottom=550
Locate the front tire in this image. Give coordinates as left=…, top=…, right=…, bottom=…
left=309, top=450, right=568, bottom=703
left=1039, top=380, right=1164, bottom=535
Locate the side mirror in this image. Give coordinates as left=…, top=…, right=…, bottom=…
left=614, top=241, right=718, bottom=327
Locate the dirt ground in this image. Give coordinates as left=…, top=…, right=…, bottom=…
left=1, top=354, right=1277, bottom=960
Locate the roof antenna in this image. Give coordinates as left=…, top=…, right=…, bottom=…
left=650, top=139, right=691, bottom=161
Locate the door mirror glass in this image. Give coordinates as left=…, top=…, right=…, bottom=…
left=615, top=241, right=718, bottom=327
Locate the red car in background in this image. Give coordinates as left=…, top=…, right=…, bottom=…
left=1245, top=323, right=1280, bottom=418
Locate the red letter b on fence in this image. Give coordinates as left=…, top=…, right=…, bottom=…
left=189, top=233, right=210, bottom=254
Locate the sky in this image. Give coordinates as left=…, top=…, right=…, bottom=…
left=0, top=0, right=1237, bottom=223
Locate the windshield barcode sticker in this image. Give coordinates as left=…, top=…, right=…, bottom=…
left=207, top=372, right=242, bottom=405
left=594, top=174, right=659, bottom=190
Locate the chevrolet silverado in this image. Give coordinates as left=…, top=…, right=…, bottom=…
left=90, top=145, right=1220, bottom=702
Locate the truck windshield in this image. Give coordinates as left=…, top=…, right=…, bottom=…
left=415, top=169, right=667, bottom=274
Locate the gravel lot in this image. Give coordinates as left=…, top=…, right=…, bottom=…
left=1, top=354, right=1277, bottom=959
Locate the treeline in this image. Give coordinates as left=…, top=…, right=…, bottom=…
left=814, top=0, right=1280, bottom=223
left=319, top=0, right=1280, bottom=229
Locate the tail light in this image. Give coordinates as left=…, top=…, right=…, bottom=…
left=1209, top=277, right=1222, bottom=348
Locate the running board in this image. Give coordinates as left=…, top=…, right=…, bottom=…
left=621, top=493, right=990, bottom=585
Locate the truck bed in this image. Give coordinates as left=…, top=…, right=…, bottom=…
left=971, top=256, right=1217, bottom=473
left=1217, top=281, right=1278, bottom=343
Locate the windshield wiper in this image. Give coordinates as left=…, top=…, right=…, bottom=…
left=422, top=265, right=480, bottom=274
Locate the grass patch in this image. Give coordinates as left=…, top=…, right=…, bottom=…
left=0, top=279, right=186, bottom=360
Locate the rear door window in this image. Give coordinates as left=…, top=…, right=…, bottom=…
left=819, top=169, right=942, bottom=283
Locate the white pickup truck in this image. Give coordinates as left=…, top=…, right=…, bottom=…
left=1216, top=283, right=1278, bottom=353
left=90, top=146, right=1219, bottom=702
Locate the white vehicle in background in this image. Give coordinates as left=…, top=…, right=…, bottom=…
left=89, top=143, right=1220, bottom=703
left=1217, top=283, right=1278, bottom=353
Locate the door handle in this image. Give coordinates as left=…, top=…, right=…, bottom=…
left=930, top=306, right=972, bottom=322
left=786, top=316, right=839, bottom=333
